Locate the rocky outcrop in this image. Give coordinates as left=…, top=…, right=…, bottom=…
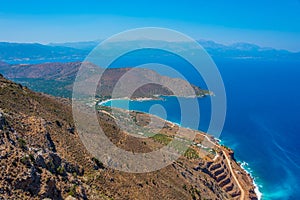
left=0, top=112, right=86, bottom=199
left=45, top=132, right=56, bottom=152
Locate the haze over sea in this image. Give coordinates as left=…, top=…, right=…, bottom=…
left=102, top=58, right=300, bottom=200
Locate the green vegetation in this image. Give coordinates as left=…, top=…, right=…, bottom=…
left=151, top=134, right=172, bottom=145
left=96, top=105, right=112, bottom=112
left=169, top=138, right=192, bottom=154
left=12, top=78, right=73, bottom=98
left=47, top=160, right=56, bottom=174
left=57, top=166, right=66, bottom=175
left=20, top=156, right=29, bottom=165
left=184, top=147, right=200, bottom=159
left=29, top=154, right=35, bottom=163
left=68, top=184, right=77, bottom=197
left=17, top=138, right=27, bottom=149
left=189, top=187, right=201, bottom=200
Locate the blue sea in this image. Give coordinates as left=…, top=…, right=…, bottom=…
left=102, top=58, right=300, bottom=200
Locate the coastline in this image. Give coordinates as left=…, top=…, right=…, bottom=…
left=240, top=162, right=263, bottom=200
left=219, top=138, right=263, bottom=199
left=97, top=93, right=213, bottom=106
left=97, top=96, right=160, bottom=106
left=98, top=97, right=262, bottom=199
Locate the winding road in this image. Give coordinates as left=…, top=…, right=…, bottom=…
left=200, top=133, right=246, bottom=200
left=222, top=149, right=245, bottom=200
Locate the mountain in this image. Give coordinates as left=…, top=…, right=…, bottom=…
left=0, top=42, right=87, bottom=64
left=1, top=40, right=299, bottom=65
left=49, top=41, right=100, bottom=51
left=0, top=61, right=210, bottom=98
left=0, top=75, right=257, bottom=199
left=200, top=41, right=300, bottom=60
left=51, top=40, right=300, bottom=61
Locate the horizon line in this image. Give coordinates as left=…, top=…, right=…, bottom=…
left=0, top=39, right=299, bottom=53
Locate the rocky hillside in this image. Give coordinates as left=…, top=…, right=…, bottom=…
left=0, top=75, right=257, bottom=199
left=0, top=62, right=209, bottom=98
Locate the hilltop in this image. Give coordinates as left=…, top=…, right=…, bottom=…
left=0, top=61, right=209, bottom=98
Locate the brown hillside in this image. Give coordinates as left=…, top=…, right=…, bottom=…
left=0, top=62, right=209, bottom=98
left=0, top=74, right=257, bottom=199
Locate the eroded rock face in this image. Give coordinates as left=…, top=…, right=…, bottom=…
left=40, top=178, right=62, bottom=200
left=14, top=166, right=41, bottom=195
left=45, top=132, right=56, bottom=152
left=0, top=112, right=7, bottom=130
left=0, top=112, right=86, bottom=200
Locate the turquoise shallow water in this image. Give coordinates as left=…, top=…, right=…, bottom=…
left=101, top=59, right=300, bottom=200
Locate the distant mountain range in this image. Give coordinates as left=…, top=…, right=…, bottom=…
left=50, top=39, right=300, bottom=61
left=0, top=42, right=87, bottom=64
left=1, top=40, right=299, bottom=64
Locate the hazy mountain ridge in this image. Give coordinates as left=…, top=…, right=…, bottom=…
left=0, top=42, right=88, bottom=64
left=50, top=39, right=300, bottom=61
left=1, top=40, right=299, bottom=64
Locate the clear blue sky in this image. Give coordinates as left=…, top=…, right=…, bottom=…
left=0, top=0, right=300, bottom=51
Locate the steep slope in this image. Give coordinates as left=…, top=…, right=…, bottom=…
left=0, top=74, right=96, bottom=199
left=0, top=75, right=257, bottom=199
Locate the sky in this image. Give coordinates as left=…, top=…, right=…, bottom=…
left=0, top=0, right=300, bottom=51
